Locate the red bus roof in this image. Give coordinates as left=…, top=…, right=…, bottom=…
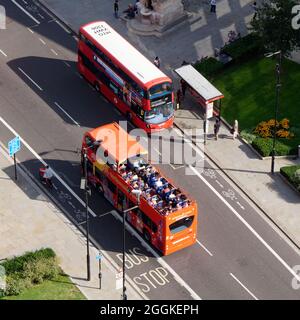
left=80, top=21, right=171, bottom=88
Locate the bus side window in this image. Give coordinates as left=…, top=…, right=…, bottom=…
left=109, top=81, right=119, bottom=96
left=142, top=213, right=157, bottom=233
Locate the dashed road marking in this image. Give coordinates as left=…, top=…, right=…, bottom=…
left=0, top=49, right=7, bottom=57
left=230, top=273, right=258, bottom=300
left=18, top=67, right=43, bottom=91
left=51, top=48, right=58, bottom=56
left=215, top=179, right=224, bottom=188
left=54, top=102, right=80, bottom=127
left=196, top=240, right=213, bottom=257
left=27, top=27, right=34, bottom=33
left=236, top=201, right=245, bottom=210
left=38, top=38, right=46, bottom=45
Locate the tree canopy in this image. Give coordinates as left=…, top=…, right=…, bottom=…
left=250, top=0, right=300, bottom=56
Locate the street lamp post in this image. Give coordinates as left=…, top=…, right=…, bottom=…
left=265, top=50, right=282, bottom=174
left=82, top=140, right=101, bottom=281
left=121, top=189, right=141, bottom=300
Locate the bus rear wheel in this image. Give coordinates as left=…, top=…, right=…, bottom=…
left=143, top=229, right=151, bottom=243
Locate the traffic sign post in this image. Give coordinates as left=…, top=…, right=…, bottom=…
left=8, top=136, right=21, bottom=180
left=96, top=252, right=102, bottom=290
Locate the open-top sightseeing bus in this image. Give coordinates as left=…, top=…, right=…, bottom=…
left=81, top=122, right=198, bottom=255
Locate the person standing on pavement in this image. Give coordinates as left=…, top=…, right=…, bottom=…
left=214, top=118, right=221, bottom=140
left=114, top=0, right=119, bottom=18
left=176, top=89, right=183, bottom=109
left=210, top=0, right=216, bottom=13
left=153, top=56, right=160, bottom=68
left=180, top=78, right=187, bottom=99
left=232, top=119, right=239, bottom=139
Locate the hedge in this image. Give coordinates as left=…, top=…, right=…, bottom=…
left=0, top=248, right=60, bottom=296
left=252, top=137, right=294, bottom=157
left=1, top=248, right=56, bottom=274
left=221, top=34, right=263, bottom=61
left=193, top=57, right=224, bottom=78
left=280, top=165, right=300, bottom=191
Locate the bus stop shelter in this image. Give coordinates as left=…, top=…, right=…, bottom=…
left=174, top=64, right=224, bottom=120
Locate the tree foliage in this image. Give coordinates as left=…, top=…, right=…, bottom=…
left=250, top=0, right=300, bottom=56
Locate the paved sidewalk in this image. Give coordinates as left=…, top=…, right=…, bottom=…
left=0, top=149, right=143, bottom=300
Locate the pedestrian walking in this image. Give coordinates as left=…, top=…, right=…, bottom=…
left=176, top=89, right=183, bottom=109
left=251, top=1, right=258, bottom=20
left=180, top=78, right=187, bottom=99
left=232, top=119, right=239, bottom=139
left=153, top=56, right=160, bottom=68
left=114, top=0, right=119, bottom=18
left=214, top=118, right=221, bottom=140
left=210, top=0, right=216, bottom=13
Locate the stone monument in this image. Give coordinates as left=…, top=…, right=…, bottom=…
left=136, top=0, right=186, bottom=29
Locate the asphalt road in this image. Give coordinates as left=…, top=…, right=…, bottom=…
left=0, top=0, right=300, bottom=299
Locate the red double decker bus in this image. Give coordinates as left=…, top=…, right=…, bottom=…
left=82, top=122, right=198, bottom=255
left=78, top=21, right=175, bottom=132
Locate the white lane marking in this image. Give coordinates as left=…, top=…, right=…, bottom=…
left=54, top=102, right=80, bottom=127
left=111, top=210, right=202, bottom=300
left=27, top=27, right=34, bottom=33
left=51, top=49, right=58, bottom=56
left=18, top=67, right=43, bottom=91
left=0, top=50, right=7, bottom=57
left=0, top=116, right=95, bottom=218
left=73, top=35, right=78, bottom=41
left=196, top=240, right=213, bottom=257
left=21, top=0, right=28, bottom=4
left=55, top=20, right=71, bottom=34
left=11, top=0, right=40, bottom=25
left=215, top=179, right=224, bottom=188
left=63, top=61, right=71, bottom=67
left=230, top=273, right=259, bottom=300
left=236, top=201, right=245, bottom=210
left=189, top=165, right=300, bottom=284
left=37, top=13, right=45, bottom=19
left=38, top=38, right=46, bottom=45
